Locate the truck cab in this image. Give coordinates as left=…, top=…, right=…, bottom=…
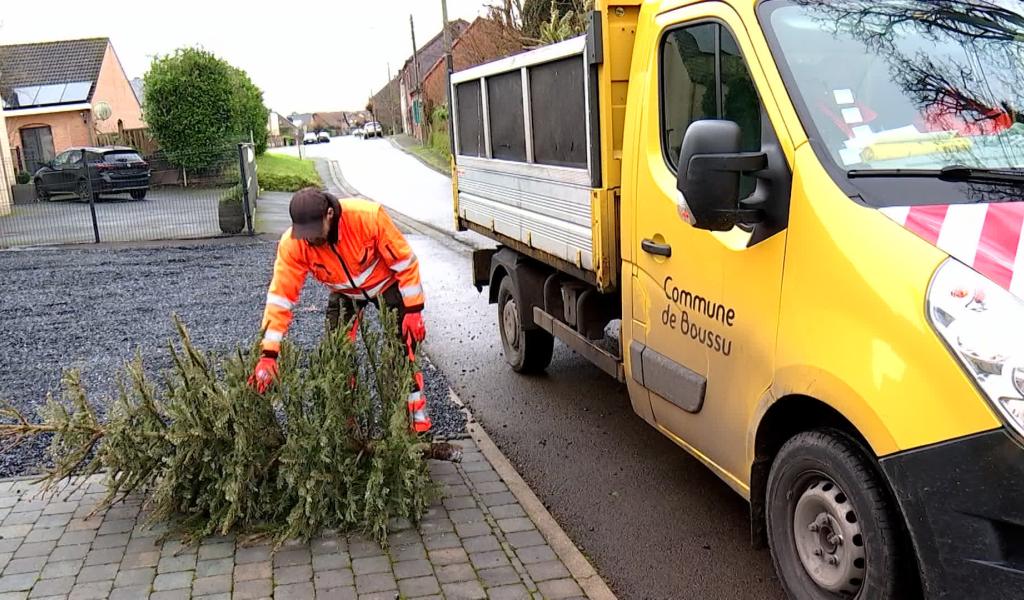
left=451, top=1, right=1024, bottom=597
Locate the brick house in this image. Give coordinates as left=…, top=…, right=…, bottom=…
left=0, top=37, right=144, bottom=175
left=399, top=19, right=470, bottom=141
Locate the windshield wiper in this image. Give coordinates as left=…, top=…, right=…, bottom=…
left=848, top=166, right=1024, bottom=184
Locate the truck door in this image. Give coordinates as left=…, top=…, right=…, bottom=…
left=630, top=2, right=790, bottom=488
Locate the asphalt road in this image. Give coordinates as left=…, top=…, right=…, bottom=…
left=316, top=136, right=785, bottom=600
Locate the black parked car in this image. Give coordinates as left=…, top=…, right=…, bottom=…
left=33, top=146, right=151, bottom=202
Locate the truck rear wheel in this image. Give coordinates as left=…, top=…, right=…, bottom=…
left=766, top=429, right=911, bottom=600
left=497, top=276, right=553, bottom=374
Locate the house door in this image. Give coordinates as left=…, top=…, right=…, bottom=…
left=20, top=126, right=55, bottom=174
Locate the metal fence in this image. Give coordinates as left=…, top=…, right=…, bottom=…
left=0, top=143, right=257, bottom=249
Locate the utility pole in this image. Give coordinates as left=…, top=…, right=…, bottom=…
left=410, top=14, right=422, bottom=138
left=441, top=0, right=455, bottom=158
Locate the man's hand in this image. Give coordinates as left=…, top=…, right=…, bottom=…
left=248, top=356, right=278, bottom=393
left=402, top=312, right=426, bottom=344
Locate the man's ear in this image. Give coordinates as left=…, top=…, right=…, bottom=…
left=326, top=206, right=336, bottom=220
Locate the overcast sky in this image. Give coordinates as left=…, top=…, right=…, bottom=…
left=0, top=0, right=493, bottom=115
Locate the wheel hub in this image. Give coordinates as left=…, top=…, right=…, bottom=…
left=792, top=477, right=866, bottom=596
left=502, top=298, right=520, bottom=350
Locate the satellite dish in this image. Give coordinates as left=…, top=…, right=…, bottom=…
left=93, top=101, right=112, bottom=121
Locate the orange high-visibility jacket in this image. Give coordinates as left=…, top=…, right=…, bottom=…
left=261, top=198, right=424, bottom=354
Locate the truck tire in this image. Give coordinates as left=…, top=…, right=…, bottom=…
left=497, top=276, right=553, bottom=374
left=766, top=429, right=913, bottom=600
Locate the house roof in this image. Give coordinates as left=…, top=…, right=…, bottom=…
left=0, top=37, right=109, bottom=109
left=404, top=20, right=470, bottom=87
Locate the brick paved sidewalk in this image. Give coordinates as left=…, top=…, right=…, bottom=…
left=0, top=432, right=608, bottom=600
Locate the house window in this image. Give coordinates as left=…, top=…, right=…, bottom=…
left=20, top=126, right=55, bottom=174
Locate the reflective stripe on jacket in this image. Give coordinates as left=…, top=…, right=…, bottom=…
left=261, top=198, right=424, bottom=353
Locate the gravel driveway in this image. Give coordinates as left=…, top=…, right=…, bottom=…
left=0, top=236, right=464, bottom=478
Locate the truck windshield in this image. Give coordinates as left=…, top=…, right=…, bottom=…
left=762, top=0, right=1024, bottom=175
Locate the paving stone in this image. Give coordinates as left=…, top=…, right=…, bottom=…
left=23, top=529, right=62, bottom=545
left=56, top=530, right=95, bottom=547
left=108, top=584, right=150, bottom=600
left=0, top=553, right=9, bottom=571
left=487, top=583, right=531, bottom=600
left=524, top=560, right=570, bottom=583
left=192, top=574, right=231, bottom=595
left=34, top=515, right=72, bottom=530
left=311, top=552, right=349, bottom=572
left=28, top=574, right=75, bottom=597
left=477, top=565, right=521, bottom=588
left=193, top=594, right=230, bottom=600
left=67, top=580, right=113, bottom=600
left=312, top=567, right=353, bottom=589
left=516, top=545, right=557, bottom=565
left=448, top=508, right=486, bottom=525
left=13, top=542, right=56, bottom=559
left=64, top=518, right=101, bottom=532
left=442, top=496, right=477, bottom=511
left=48, top=544, right=89, bottom=562
left=462, top=535, right=500, bottom=554
left=197, top=542, right=234, bottom=561
left=455, top=522, right=492, bottom=539
left=3, top=556, right=46, bottom=575
left=75, top=563, right=118, bottom=583
left=443, top=484, right=472, bottom=498
left=354, top=572, right=397, bottom=594
left=112, top=566, right=156, bottom=588
left=422, top=532, right=461, bottom=551
left=0, top=572, right=36, bottom=593
left=389, top=543, right=426, bottom=562
left=360, top=592, right=404, bottom=600
left=234, top=559, right=273, bottom=583
left=233, top=545, right=271, bottom=565
left=2, top=511, right=40, bottom=527
left=9, top=502, right=45, bottom=515
left=537, top=578, right=583, bottom=599
left=392, top=558, right=432, bottom=580
left=386, top=529, right=421, bottom=547
left=272, top=548, right=310, bottom=568
left=461, top=460, right=493, bottom=474
left=441, top=580, right=487, bottom=600
left=196, top=557, right=233, bottom=577
left=351, top=555, right=389, bottom=576
left=159, top=540, right=193, bottom=557
left=460, top=451, right=485, bottom=462
left=274, top=564, right=312, bottom=585
left=149, top=590, right=191, bottom=600
left=434, top=563, right=476, bottom=585
left=0, top=539, right=22, bottom=554
left=39, top=559, right=82, bottom=580
left=153, top=570, right=194, bottom=591
left=345, top=538, right=381, bottom=559
left=488, top=504, right=527, bottom=520
left=0, top=525, right=32, bottom=540
left=96, top=520, right=134, bottom=536
left=125, top=536, right=160, bottom=553
left=497, top=518, right=534, bottom=535
left=83, top=547, right=124, bottom=566
left=479, top=492, right=517, bottom=508
left=274, top=581, right=314, bottom=599
left=40, top=503, right=76, bottom=516
left=120, top=550, right=159, bottom=569
left=90, top=533, right=128, bottom=550
left=474, top=482, right=509, bottom=495
left=157, top=553, right=196, bottom=574
left=504, top=531, right=545, bottom=550
left=427, top=547, right=468, bottom=566
left=398, top=574, right=440, bottom=597
left=310, top=536, right=345, bottom=556
left=315, top=585, right=355, bottom=600
left=469, top=550, right=510, bottom=571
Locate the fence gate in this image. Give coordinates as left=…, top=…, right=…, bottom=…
left=0, top=142, right=253, bottom=249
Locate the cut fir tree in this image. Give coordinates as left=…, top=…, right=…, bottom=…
left=0, top=307, right=458, bottom=548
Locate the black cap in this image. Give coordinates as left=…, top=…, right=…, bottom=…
left=289, top=188, right=331, bottom=240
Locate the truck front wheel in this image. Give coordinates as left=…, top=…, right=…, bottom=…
left=497, top=276, right=553, bottom=374
left=766, top=430, right=912, bottom=600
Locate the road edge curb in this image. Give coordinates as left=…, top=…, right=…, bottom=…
left=450, top=390, right=618, bottom=600
left=387, top=136, right=452, bottom=178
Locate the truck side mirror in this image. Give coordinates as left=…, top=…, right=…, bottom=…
left=676, top=120, right=767, bottom=231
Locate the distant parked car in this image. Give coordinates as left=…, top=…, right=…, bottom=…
left=33, top=146, right=150, bottom=202
left=363, top=122, right=383, bottom=139
left=353, top=127, right=365, bottom=138
left=303, top=132, right=319, bottom=144
left=317, top=131, right=331, bottom=143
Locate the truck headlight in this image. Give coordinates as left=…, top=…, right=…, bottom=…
left=928, top=259, right=1024, bottom=437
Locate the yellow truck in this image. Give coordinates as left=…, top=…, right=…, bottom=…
left=450, top=1, right=1024, bottom=597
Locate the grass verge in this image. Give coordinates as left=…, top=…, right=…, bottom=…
left=257, top=153, right=322, bottom=192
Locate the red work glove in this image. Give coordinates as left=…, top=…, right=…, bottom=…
left=402, top=312, right=426, bottom=344
left=247, top=356, right=278, bottom=393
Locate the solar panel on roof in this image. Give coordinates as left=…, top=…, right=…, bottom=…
left=61, top=81, right=92, bottom=103
left=13, top=86, right=39, bottom=107
left=33, top=83, right=65, bottom=106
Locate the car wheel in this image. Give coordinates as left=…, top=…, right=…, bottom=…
left=34, top=181, right=49, bottom=202
left=766, top=429, right=915, bottom=600
left=497, top=276, right=554, bottom=374
left=76, top=179, right=93, bottom=202
left=130, top=189, right=147, bottom=201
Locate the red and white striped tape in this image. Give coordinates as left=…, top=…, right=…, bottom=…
left=880, top=203, right=1024, bottom=299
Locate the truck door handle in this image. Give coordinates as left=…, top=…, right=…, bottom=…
left=641, top=239, right=672, bottom=257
